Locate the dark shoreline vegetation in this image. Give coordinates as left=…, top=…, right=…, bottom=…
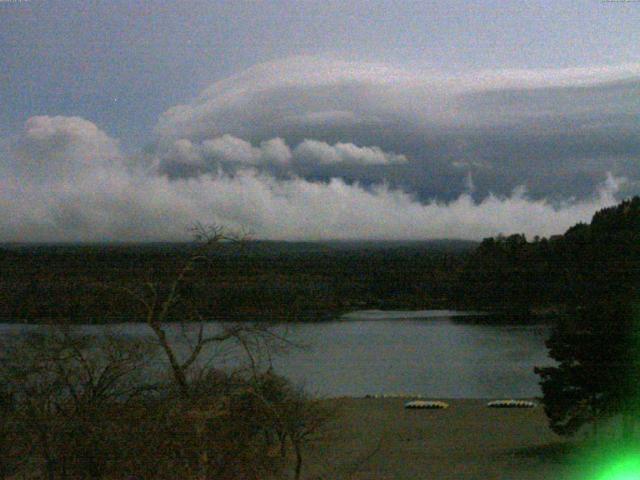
left=0, top=239, right=477, bottom=324
left=1, top=197, right=638, bottom=325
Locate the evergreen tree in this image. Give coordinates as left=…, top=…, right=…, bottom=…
left=535, top=300, right=640, bottom=438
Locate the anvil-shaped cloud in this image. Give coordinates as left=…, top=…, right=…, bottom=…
left=154, top=56, right=640, bottom=202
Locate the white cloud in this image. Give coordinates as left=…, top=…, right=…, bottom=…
left=259, top=138, right=293, bottom=165
left=201, top=134, right=291, bottom=165
left=153, top=56, right=446, bottom=140
left=4, top=58, right=639, bottom=243
left=146, top=56, right=640, bottom=205
left=12, top=115, right=122, bottom=182
left=168, top=139, right=202, bottom=165
left=0, top=115, right=622, bottom=242
left=201, top=134, right=260, bottom=164
left=294, top=139, right=407, bottom=165
left=153, top=56, right=640, bottom=141
left=159, top=135, right=403, bottom=174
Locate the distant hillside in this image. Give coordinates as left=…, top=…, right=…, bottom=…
left=0, top=239, right=477, bottom=255
left=0, top=239, right=471, bottom=323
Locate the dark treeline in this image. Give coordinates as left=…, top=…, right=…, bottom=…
left=460, top=196, right=640, bottom=312
left=1, top=197, right=638, bottom=324
left=0, top=240, right=473, bottom=323
left=519, top=197, right=640, bottom=441
left=453, top=196, right=640, bottom=441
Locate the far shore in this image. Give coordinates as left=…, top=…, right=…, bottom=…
left=305, top=397, right=588, bottom=480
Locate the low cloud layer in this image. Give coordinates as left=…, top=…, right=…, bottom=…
left=157, top=134, right=407, bottom=179
left=0, top=114, right=623, bottom=242
left=293, top=140, right=407, bottom=165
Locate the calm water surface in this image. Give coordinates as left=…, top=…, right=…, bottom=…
left=271, top=311, right=553, bottom=398
left=0, top=310, right=553, bottom=398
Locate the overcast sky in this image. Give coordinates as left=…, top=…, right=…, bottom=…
left=1, top=0, right=639, bottom=241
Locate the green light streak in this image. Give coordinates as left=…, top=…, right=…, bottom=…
left=594, top=455, right=640, bottom=480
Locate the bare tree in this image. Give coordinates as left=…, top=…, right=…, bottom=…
left=0, top=326, right=155, bottom=479
left=237, top=370, right=334, bottom=480
left=114, top=223, right=288, bottom=399
left=108, top=223, right=300, bottom=480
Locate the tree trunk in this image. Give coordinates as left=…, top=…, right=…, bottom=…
left=148, top=321, right=190, bottom=398
left=279, top=432, right=287, bottom=459
left=623, top=412, right=635, bottom=441
left=46, top=459, right=56, bottom=480
left=293, top=441, right=302, bottom=480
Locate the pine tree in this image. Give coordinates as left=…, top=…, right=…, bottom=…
left=535, top=300, right=640, bottom=438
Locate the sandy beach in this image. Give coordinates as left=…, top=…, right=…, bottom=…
left=305, top=398, right=579, bottom=480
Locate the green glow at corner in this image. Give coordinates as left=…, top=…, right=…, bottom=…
left=593, top=455, right=640, bottom=480
left=579, top=301, right=640, bottom=480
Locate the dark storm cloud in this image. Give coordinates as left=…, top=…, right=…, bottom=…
left=154, top=57, right=640, bottom=203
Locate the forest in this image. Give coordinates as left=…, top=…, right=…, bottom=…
left=460, top=196, right=640, bottom=312
left=0, top=240, right=473, bottom=323
left=1, top=197, right=638, bottom=324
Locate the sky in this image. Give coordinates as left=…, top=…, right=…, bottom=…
left=1, top=0, right=639, bottom=242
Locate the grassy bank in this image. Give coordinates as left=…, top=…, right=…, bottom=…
left=307, top=398, right=580, bottom=480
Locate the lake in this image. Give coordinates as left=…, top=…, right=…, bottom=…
left=270, top=310, right=553, bottom=398
left=0, top=310, right=554, bottom=399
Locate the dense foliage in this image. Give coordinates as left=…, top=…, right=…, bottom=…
left=458, top=196, right=640, bottom=310
left=448, top=196, right=640, bottom=438
left=535, top=301, right=640, bottom=437
left=0, top=241, right=472, bottom=323
left=527, top=197, right=640, bottom=438
left=0, top=327, right=332, bottom=480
